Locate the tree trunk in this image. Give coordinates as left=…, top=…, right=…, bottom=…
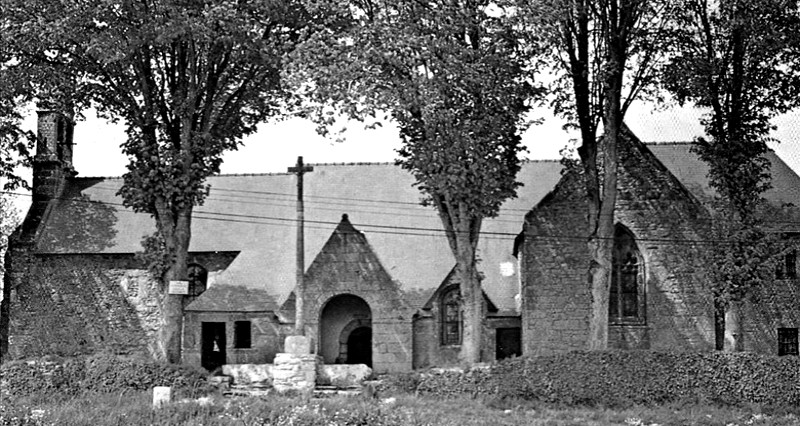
left=434, top=197, right=484, bottom=365
left=158, top=209, right=192, bottom=364
left=714, top=298, right=725, bottom=350
left=456, top=233, right=483, bottom=364
left=724, top=300, right=745, bottom=352
left=587, top=237, right=613, bottom=350
left=586, top=118, right=620, bottom=350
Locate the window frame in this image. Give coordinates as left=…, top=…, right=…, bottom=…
left=609, top=224, right=647, bottom=326
left=440, top=286, right=462, bottom=346
left=778, top=327, right=799, bottom=356
left=233, top=320, right=252, bottom=349
left=776, top=249, right=797, bottom=280
left=187, top=263, right=208, bottom=297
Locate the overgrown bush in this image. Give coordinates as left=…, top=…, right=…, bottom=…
left=382, top=351, right=800, bottom=407
left=0, top=353, right=214, bottom=401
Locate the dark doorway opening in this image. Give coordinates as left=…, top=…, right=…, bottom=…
left=496, top=328, right=522, bottom=360
left=201, top=322, right=226, bottom=372
left=320, top=294, right=372, bottom=366
left=346, top=326, right=372, bottom=367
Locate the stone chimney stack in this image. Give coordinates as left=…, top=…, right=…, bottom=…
left=32, top=110, right=76, bottom=205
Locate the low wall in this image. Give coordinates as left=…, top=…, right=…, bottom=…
left=221, top=363, right=372, bottom=389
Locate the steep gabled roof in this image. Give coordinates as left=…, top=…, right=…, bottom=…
left=648, top=142, right=800, bottom=207
left=33, top=160, right=564, bottom=311
left=29, top=140, right=800, bottom=312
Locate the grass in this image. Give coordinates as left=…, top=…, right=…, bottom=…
left=2, top=391, right=800, bottom=426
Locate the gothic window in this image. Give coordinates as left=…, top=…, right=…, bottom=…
left=234, top=321, right=252, bottom=349
left=441, top=287, right=461, bottom=346
left=778, top=328, right=798, bottom=356
left=776, top=249, right=797, bottom=280
left=610, top=225, right=646, bottom=325
left=188, top=264, right=208, bottom=297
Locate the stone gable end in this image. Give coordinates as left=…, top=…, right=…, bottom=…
left=522, top=130, right=715, bottom=355
left=303, top=215, right=414, bottom=373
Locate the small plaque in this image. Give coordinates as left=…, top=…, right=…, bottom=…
left=168, top=280, right=189, bottom=295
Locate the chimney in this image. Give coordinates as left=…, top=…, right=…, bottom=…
left=32, top=110, right=76, bottom=205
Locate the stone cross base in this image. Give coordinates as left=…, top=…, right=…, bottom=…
left=272, top=335, right=319, bottom=394
left=272, top=353, right=320, bottom=394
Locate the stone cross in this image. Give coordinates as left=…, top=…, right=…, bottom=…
left=288, top=156, right=313, bottom=335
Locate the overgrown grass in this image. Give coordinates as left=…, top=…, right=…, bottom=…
left=2, top=391, right=800, bottom=426
left=3, top=353, right=800, bottom=425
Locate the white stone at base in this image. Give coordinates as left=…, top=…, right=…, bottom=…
left=272, top=353, right=320, bottom=393
left=317, top=364, right=372, bottom=388
left=153, top=386, right=171, bottom=409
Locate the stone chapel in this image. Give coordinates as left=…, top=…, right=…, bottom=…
left=2, top=112, right=799, bottom=371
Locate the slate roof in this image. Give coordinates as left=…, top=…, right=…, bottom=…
left=32, top=141, right=800, bottom=313
left=184, top=285, right=280, bottom=312
left=648, top=142, right=800, bottom=208
left=34, top=160, right=565, bottom=312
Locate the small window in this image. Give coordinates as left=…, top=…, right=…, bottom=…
left=778, top=328, right=798, bottom=356
left=776, top=250, right=797, bottom=280
left=441, top=287, right=461, bottom=346
left=187, top=264, right=208, bottom=296
left=234, top=321, right=252, bottom=349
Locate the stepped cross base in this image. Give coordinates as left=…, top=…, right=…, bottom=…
left=272, top=336, right=320, bottom=394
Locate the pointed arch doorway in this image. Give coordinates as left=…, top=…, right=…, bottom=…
left=319, top=294, right=372, bottom=367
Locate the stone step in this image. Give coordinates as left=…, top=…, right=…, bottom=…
left=312, top=387, right=362, bottom=398
left=222, top=384, right=365, bottom=399
left=222, top=386, right=272, bottom=398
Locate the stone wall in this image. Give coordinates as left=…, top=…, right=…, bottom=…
left=303, top=216, right=415, bottom=373
left=182, top=311, right=286, bottom=368
left=412, top=313, right=521, bottom=368
left=522, top=133, right=716, bottom=355
left=410, top=274, right=519, bottom=368
left=4, top=253, right=162, bottom=360
left=741, top=276, right=800, bottom=354
left=3, top=248, right=238, bottom=362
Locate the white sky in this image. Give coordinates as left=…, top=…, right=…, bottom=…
left=6, top=101, right=800, bottom=213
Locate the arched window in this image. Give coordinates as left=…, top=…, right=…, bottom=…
left=609, top=225, right=645, bottom=325
left=187, top=264, right=208, bottom=297
left=441, top=287, right=461, bottom=345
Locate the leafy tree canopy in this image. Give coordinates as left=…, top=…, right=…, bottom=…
left=292, top=0, right=540, bottom=227
left=0, top=64, right=34, bottom=191
left=2, top=0, right=315, bottom=362
left=665, top=0, right=800, bottom=222
left=290, top=0, right=541, bottom=363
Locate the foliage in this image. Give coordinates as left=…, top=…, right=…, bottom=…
left=4, top=383, right=800, bottom=425
left=702, top=206, right=781, bottom=308
left=137, top=231, right=171, bottom=286
left=1, top=0, right=312, bottom=361
left=664, top=0, right=800, bottom=222
left=0, top=353, right=213, bottom=403
left=382, top=351, right=800, bottom=409
left=662, top=0, right=800, bottom=348
left=0, top=58, right=35, bottom=191
left=0, top=195, right=20, bottom=275
left=291, top=0, right=540, bottom=363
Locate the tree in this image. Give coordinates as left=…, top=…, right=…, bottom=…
left=0, top=67, right=34, bottom=191
left=0, top=195, right=21, bottom=363
left=0, top=195, right=20, bottom=275
left=521, top=0, right=677, bottom=349
left=290, top=0, right=539, bottom=363
left=2, top=0, right=310, bottom=363
left=663, top=0, right=800, bottom=351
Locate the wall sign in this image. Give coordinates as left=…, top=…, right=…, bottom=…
left=168, top=280, right=189, bottom=295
